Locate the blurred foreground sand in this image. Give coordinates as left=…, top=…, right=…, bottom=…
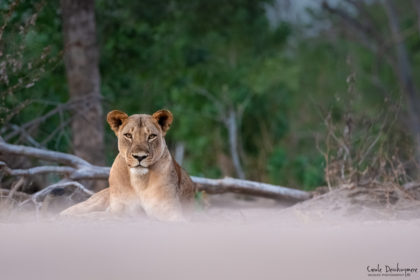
left=1, top=192, right=420, bottom=280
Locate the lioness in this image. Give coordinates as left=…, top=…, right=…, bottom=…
left=61, top=109, right=196, bottom=221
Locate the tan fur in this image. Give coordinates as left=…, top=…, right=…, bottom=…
left=61, top=109, right=196, bottom=221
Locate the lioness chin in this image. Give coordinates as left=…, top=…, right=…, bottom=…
left=60, top=109, right=196, bottom=222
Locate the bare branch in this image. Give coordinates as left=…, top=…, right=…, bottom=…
left=0, top=161, right=75, bottom=176
left=17, top=180, right=95, bottom=210
left=322, top=1, right=394, bottom=67
left=237, top=93, right=253, bottom=122
left=40, top=118, right=72, bottom=146
left=31, top=180, right=94, bottom=203
left=7, top=177, right=26, bottom=199
left=6, top=124, right=44, bottom=148
left=69, top=166, right=110, bottom=180
left=4, top=101, right=69, bottom=141
left=4, top=95, right=101, bottom=144
left=322, top=1, right=383, bottom=45
left=0, top=142, right=91, bottom=167
left=193, top=176, right=311, bottom=202
left=191, top=85, right=226, bottom=121
left=0, top=188, right=30, bottom=201
left=0, top=161, right=110, bottom=180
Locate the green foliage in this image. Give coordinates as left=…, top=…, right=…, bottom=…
left=3, top=0, right=418, bottom=190
left=1, top=0, right=67, bottom=150
left=96, top=0, right=300, bottom=180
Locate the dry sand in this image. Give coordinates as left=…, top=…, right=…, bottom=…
left=1, top=190, right=420, bottom=280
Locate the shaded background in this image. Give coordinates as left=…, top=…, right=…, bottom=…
left=1, top=0, right=419, bottom=192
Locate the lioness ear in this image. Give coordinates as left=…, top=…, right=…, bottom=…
left=107, top=110, right=128, bottom=134
left=152, top=109, right=173, bottom=135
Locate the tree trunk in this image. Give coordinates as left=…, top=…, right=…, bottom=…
left=225, top=109, right=246, bottom=179
left=412, top=0, right=420, bottom=36
left=383, top=0, right=420, bottom=159
left=174, top=142, right=185, bottom=166
left=61, top=0, right=105, bottom=167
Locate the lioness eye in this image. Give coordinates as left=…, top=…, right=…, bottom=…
left=148, top=134, right=157, bottom=141
left=124, top=133, right=132, bottom=139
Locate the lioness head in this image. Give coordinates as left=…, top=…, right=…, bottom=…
left=107, top=109, right=173, bottom=171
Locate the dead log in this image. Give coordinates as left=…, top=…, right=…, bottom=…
left=193, top=176, right=311, bottom=202
left=0, top=142, right=311, bottom=202
left=0, top=141, right=90, bottom=167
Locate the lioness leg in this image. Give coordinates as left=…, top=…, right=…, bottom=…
left=60, top=188, right=110, bottom=216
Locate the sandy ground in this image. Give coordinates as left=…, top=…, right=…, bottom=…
left=1, top=191, right=420, bottom=280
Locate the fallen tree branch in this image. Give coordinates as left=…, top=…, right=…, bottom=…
left=69, top=166, right=110, bottom=180
left=0, top=142, right=91, bottom=167
left=0, top=161, right=110, bottom=180
left=17, top=180, right=95, bottom=211
left=31, top=180, right=94, bottom=203
left=0, top=141, right=311, bottom=202
left=192, top=176, right=311, bottom=201
left=0, top=161, right=75, bottom=176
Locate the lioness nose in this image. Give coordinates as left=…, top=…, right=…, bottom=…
left=132, top=153, right=148, bottom=162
